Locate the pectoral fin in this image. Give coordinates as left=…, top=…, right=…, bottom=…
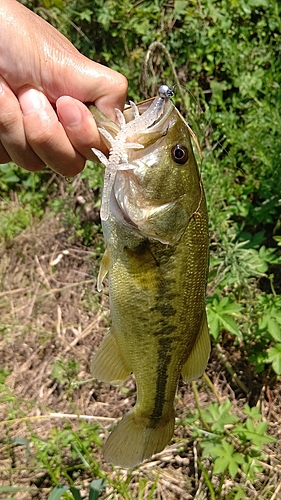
left=91, top=328, right=131, bottom=384
left=181, top=311, right=210, bottom=383
left=97, top=248, right=110, bottom=292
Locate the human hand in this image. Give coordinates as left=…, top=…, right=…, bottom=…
left=0, top=0, right=127, bottom=176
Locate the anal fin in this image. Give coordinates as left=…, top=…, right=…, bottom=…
left=181, top=311, right=210, bottom=383
left=91, top=329, right=131, bottom=384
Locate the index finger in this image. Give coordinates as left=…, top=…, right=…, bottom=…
left=56, top=96, right=110, bottom=162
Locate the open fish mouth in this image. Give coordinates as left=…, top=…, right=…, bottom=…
left=123, top=96, right=174, bottom=136
left=91, top=86, right=176, bottom=221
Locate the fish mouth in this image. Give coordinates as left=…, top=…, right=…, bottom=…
left=123, top=98, right=175, bottom=140
left=90, top=93, right=177, bottom=224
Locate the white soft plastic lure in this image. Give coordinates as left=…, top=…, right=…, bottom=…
left=92, top=85, right=173, bottom=221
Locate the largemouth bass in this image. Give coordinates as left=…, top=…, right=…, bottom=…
left=90, top=86, right=210, bottom=468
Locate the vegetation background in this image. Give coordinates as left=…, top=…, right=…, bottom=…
left=1, top=0, right=281, bottom=498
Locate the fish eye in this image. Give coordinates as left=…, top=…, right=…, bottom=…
left=171, top=144, right=189, bottom=164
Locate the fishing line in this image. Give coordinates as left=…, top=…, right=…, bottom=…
left=141, top=40, right=239, bottom=179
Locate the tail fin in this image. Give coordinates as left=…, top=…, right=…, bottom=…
left=103, top=409, right=175, bottom=468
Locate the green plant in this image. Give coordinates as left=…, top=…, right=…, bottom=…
left=48, top=478, right=106, bottom=499
left=207, top=295, right=243, bottom=340
left=30, top=420, right=103, bottom=484
left=51, top=358, right=81, bottom=386
left=183, top=399, right=275, bottom=497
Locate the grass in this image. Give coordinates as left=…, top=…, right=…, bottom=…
left=1, top=0, right=281, bottom=497
left=1, top=197, right=281, bottom=499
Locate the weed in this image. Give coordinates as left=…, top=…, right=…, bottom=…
left=182, top=398, right=276, bottom=498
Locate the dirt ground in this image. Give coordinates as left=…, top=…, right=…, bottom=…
left=1, top=203, right=281, bottom=499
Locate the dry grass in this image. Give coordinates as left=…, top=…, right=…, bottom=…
left=1, top=210, right=281, bottom=499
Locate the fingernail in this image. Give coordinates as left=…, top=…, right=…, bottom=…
left=19, top=88, right=47, bottom=115
left=57, top=97, right=82, bottom=127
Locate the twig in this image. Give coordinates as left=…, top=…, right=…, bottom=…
left=197, top=458, right=216, bottom=500
left=270, top=480, right=281, bottom=500
left=39, top=278, right=97, bottom=297
left=144, top=41, right=185, bottom=104
left=26, top=282, right=40, bottom=319
left=203, top=372, right=222, bottom=404
left=64, top=314, right=107, bottom=352
left=215, top=343, right=248, bottom=394
left=0, top=413, right=116, bottom=426
left=193, top=440, right=199, bottom=486
left=192, top=381, right=211, bottom=431
left=56, top=304, right=62, bottom=338
left=0, top=287, right=30, bottom=297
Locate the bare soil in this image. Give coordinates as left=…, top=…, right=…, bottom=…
left=1, top=200, right=281, bottom=499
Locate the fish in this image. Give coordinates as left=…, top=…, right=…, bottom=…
left=89, top=85, right=210, bottom=469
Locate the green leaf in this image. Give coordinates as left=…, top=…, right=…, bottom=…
left=267, top=318, right=281, bottom=341
left=202, top=400, right=239, bottom=432
left=212, top=442, right=244, bottom=478
left=208, top=310, right=221, bottom=339
left=69, top=488, right=83, bottom=500
left=48, top=486, right=70, bottom=500
left=243, top=404, right=262, bottom=420
left=207, top=296, right=242, bottom=339
left=228, top=458, right=239, bottom=478
left=222, top=302, right=243, bottom=314
left=266, top=344, right=281, bottom=374
left=258, top=313, right=270, bottom=330
left=48, top=485, right=82, bottom=500
left=53, top=0, right=64, bottom=8
left=219, top=315, right=241, bottom=336
left=234, top=418, right=276, bottom=450
left=248, top=0, right=269, bottom=6
left=174, top=0, right=188, bottom=17
left=213, top=456, right=228, bottom=474
left=89, top=478, right=106, bottom=500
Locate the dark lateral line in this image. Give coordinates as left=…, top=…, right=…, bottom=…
left=149, top=337, right=172, bottom=425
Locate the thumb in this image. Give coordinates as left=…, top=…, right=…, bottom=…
left=52, top=55, right=128, bottom=122
left=1, top=0, right=128, bottom=119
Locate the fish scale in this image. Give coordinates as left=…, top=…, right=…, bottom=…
left=89, top=88, right=210, bottom=468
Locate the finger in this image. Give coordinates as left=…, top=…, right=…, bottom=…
left=18, top=87, right=86, bottom=176
left=45, top=58, right=128, bottom=123
left=89, top=65, right=128, bottom=121
left=0, top=141, right=12, bottom=164
left=56, top=96, right=108, bottom=161
left=0, top=77, right=45, bottom=171
left=1, top=0, right=128, bottom=121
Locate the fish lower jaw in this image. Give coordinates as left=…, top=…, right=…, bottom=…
left=114, top=195, right=179, bottom=243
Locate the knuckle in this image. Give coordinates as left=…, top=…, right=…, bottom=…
left=115, top=74, right=128, bottom=97
left=0, top=110, right=20, bottom=132
left=26, top=124, right=54, bottom=146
